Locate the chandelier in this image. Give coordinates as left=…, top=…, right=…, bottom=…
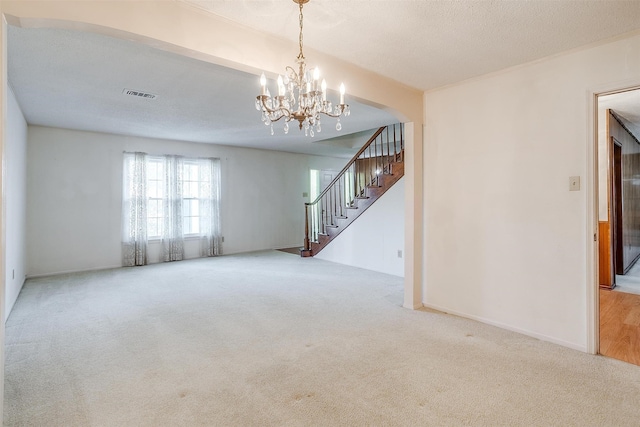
left=255, top=0, right=350, bottom=137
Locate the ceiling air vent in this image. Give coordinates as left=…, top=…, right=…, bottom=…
left=123, top=88, right=158, bottom=100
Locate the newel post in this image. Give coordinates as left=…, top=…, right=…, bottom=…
left=301, top=203, right=312, bottom=257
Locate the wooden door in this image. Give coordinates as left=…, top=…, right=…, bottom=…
left=612, top=138, right=624, bottom=276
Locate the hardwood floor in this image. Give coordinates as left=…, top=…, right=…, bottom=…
left=276, top=247, right=303, bottom=255
left=600, top=288, right=640, bottom=365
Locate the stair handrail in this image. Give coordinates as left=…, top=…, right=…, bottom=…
left=302, top=123, right=404, bottom=255
left=305, top=126, right=386, bottom=207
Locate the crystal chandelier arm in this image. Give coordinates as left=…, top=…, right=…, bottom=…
left=285, top=66, right=302, bottom=87
left=256, top=95, right=293, bottom=121
left=266, top=114, right=290, bottom=123
left=318, top=106, right=347, bottom=119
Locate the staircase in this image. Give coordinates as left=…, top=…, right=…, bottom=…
left=301, top=123, right=405, bottom=257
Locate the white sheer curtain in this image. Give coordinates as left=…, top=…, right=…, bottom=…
left=123, top=153, right=221, bottom=265
left=162, top=155, right=184, bottom=261
left=198, top=158, right=222, bottom=257
left=122, top=152, right=148, bottom=266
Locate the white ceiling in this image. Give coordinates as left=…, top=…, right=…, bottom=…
left=7, top=1, right=640, bottom=156
left=8, top=25, right=397, bottom=158
left=186, top=0, right=640, bottom=91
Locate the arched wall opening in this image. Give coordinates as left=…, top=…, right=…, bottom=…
left=0, top=10, right=424, bottom=414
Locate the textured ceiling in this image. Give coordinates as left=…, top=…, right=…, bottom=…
left=7, top=1, right=640, bottom=157
left=8, top=26, right=396, bottom=158
left=183, top=0, right=640, bottom=91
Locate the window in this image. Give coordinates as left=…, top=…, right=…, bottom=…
left=147, top=157, right=164, bottom=239
left=182, top=161, right=201, bottom=235
left=122, top=152, right=222, bottom=266
left=144, top=158, right=208, bottom=238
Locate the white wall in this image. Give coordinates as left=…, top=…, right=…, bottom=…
left=423, top=33, right=640, bottom=351
left=26, top=126, right=345, bottom=277
left=5, top=86, right=27, bottom=319
left=316, top=178, right=404, bottom=277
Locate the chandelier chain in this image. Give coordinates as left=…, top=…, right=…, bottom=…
left=298, top=1, right=304, bottom=60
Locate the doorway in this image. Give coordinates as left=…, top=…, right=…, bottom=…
left=596, top=87, right=640, bottom=366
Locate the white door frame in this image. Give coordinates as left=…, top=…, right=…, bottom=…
left=587, top=82, right=640, bottom=355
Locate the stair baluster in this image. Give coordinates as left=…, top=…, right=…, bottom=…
left=301, top=123, right=405, bottom=257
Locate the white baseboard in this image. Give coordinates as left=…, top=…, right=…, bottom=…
left=5, top=275, right=27, bottom=322
left=404, top=302, right=424, bottom=310
left=422, top=302, right=587, bottom=353
left=26, top=264, right=123, bottom=279
left=25, top=255, right=224, bottom=278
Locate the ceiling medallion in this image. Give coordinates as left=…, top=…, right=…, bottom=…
left=255, top=0, right=350, bottom=137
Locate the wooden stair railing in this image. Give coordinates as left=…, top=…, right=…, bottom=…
left=301, top=123, right=405, bottom=257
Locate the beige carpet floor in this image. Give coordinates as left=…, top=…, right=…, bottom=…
left=5, top=250, right=640, bottom=426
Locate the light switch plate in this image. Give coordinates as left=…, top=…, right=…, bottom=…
left=569, top=176, right=580, bottom=191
